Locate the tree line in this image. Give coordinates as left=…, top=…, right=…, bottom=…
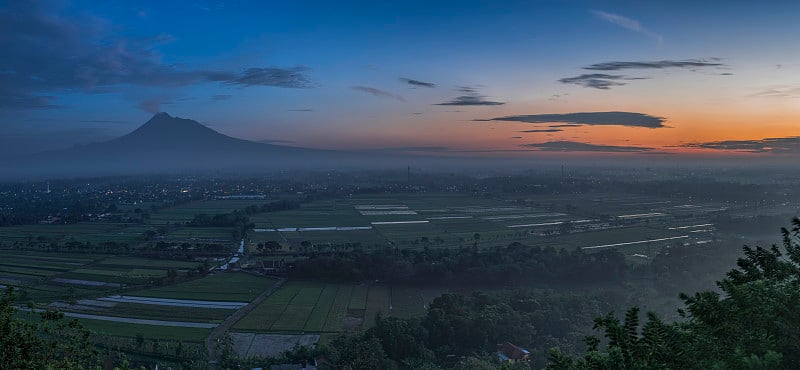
left=289, top=244, right=627, bottom=286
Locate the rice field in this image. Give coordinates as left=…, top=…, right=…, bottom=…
left=147, top=199, right=278, bottom=224
left=127, top=272, right=276, bottom=302
left=244, top=192, right=719, bottom=258
left=0, top=190, right=728, bottom=353
left=234, top=282, right=373, bottom=333
left=0, top=223, right=152, bottom=245
left=232, top=281, right=444, bottom=335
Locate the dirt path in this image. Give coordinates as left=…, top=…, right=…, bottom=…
left=207, top=277, right=287, bottom=370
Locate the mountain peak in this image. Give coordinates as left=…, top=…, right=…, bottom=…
left=126, top=112, right=222, bottom=143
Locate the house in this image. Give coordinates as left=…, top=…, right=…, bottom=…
left=497, top=342, right=530, bottom=363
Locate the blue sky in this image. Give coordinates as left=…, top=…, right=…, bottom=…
left=3, top=0, right=800, bottom=157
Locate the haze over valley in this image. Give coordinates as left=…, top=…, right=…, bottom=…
left=2, top=1, right=800, bottom=370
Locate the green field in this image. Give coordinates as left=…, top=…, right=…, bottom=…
left=163, top=227, right=234, bottom=242
left=79, top=317, right=211, bottom=342
left=0, top=190, right=726, bottom=361
left=0, top=223, right=152, bottom=245
left=232, top=281, right=439, bottom=334
left=250, top=199, right=369, bottom=229
left=61, top=302, right=234, bottom=323
left=128, top=272, right=276, bottom=302
left=242, top=193, right=716, bottom=257
left=147, top=199, right=276, bottom=224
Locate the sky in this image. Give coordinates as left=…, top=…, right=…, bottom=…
left=2, top=0, right=800, bottom=159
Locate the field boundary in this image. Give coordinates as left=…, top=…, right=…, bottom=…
left=207, top=277, right=287, bottom=370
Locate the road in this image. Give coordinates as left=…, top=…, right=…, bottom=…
left=207, top=277, right=287, bottom=370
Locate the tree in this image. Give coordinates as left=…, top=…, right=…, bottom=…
left=166, top=268, right=177, bottom=283
left=547, top=217, right=800, bottom=369
left=324, top=333, right=392, bottom=370
left=0, top=287, right=102, bottom=369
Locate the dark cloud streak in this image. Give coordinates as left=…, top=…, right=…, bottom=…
left=483, top=111, right=666, bottom=128
left=227, top=67, right=311, bottom=88
left=351, top=86, right=406, bottom=102
left=559, top=59, right=727, bottom=90
left=376, top=146, right=450, bottom=152
left=682, top=137, right=800, bottom=154
left=523, top=140, right=653, bottom=152
left=400, top=78, right=436, bottom=88
left=558, top=74, right=646, bottom=90
left=584, top=59, right=725, bottom=71
left=520, top=129, right=562, bottom=133
left=435, top=87, right=504, bottom=106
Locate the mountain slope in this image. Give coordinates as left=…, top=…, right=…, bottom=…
left=7, top=112, right=340, bottom=176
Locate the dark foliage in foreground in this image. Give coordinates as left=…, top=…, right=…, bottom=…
left=0, top=288, right=98, bottom=369
left=548, top=217, right=800, bottom=369
left=319, top=289, right=619, bottom=369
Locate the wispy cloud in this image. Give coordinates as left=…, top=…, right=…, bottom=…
left=228, top=67, right=312, bottom=88
left=212, top=95, right=232, bottom=100
left=288, top=108, right=314, bottom=112
left=524, top=140, right=654, bottom=152
left=520, top=129, right=563, bottom=133
left=558, top=74, right=646, bottom=89
left=0, top=93, right=59, bottom=110
left=376, top=146, right=450, bottom=152
left=351, top=86, right=406, bottom=102
left=592, top=10, right=662, bottom=44
left=400, top=78, right=436, bottom=88
left=481, top=111, right=666, bottom=128
left=682, top=136, right=800, bottom=153
left=137, top=97, right=175, bottom=114
left=435, top=87, right=504, bottom=106
left=560, top=59, right=727, bottom=90
left=584, top=59, right=725, bottom=71
left=751, top=86, right=800, bottom=99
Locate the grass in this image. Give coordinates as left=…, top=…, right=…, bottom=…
left=71, top=267, right=167, bottom=277
left=232, top=283, right=303, bottom=331
left=234, top=282, right=417, bottom=334
left=303, top=285, right=338, bottom=331
left=164, top=227, right=234, bottom=242
left=347, top=284, right=368, bottom=310
left=363, top=285, right=389, bottom=329
left=68, top=302, right=234, bottom=323
left=78, top=317, right=211, bottom=342
left=0, top=223, right=148, bottom=245
left=128, top=272, right=276, bottom=302
left=97, top=257, right=200, bottom=269
left=147, top=199, right=275, bottom=224
left=233, top=282, right=314, bottom=332
left=322, top=285, right=352, bottom=332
